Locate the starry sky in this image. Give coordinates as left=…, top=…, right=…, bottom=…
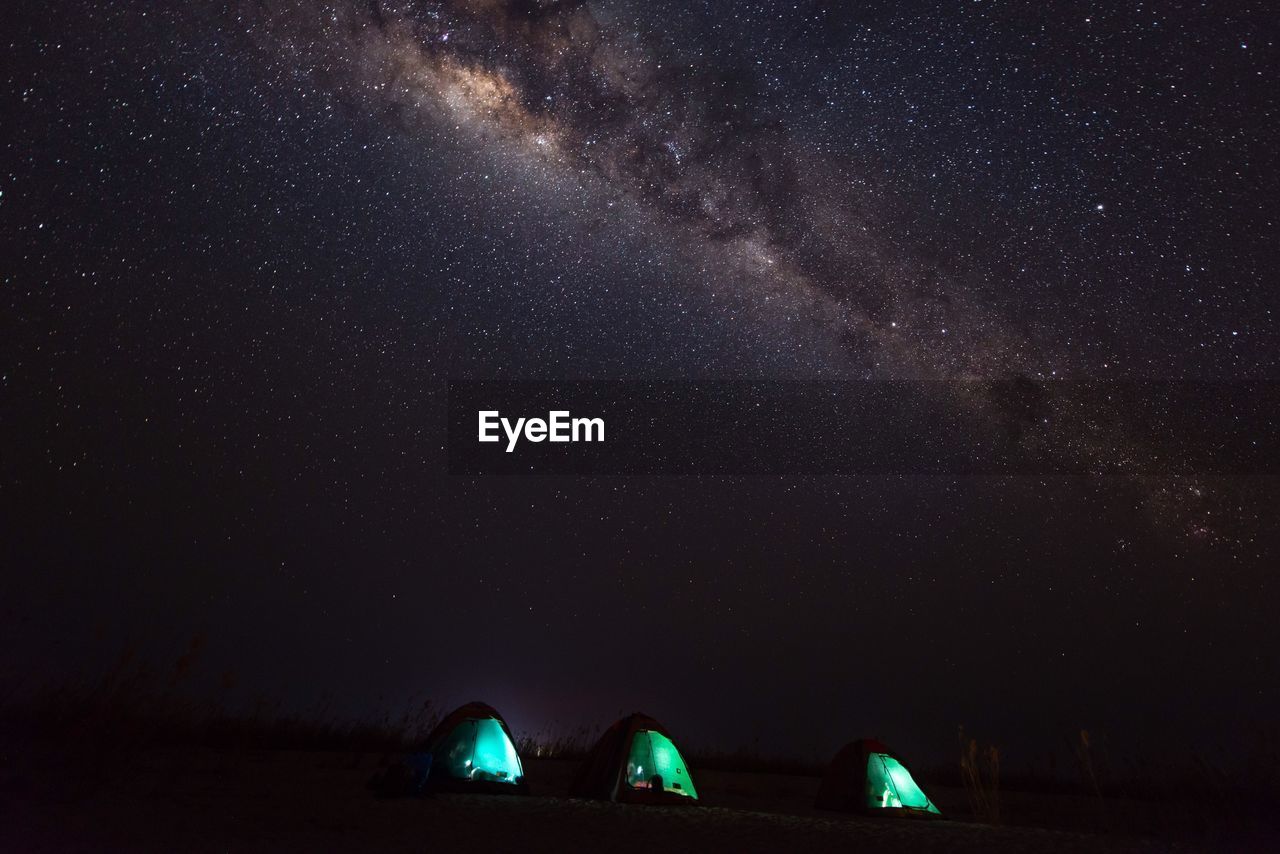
left=3, top=1, right=1278, bottom=765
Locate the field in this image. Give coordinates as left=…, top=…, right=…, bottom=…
left=3, top=650, right=1274, bottom=852
left=6, top=743, right=1269, bottom=853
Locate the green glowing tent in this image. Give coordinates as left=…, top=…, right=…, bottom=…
left=570, top=713, right=699, bottom=804
left=421, top=701, right=528, bottom=794
left=815, top=739, right=941, bottom=817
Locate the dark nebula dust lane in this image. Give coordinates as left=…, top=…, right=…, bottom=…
left=2, top=0, right=1278, bottom=762
left=250, top=0, right=1027, bottom=373
left=235, top=0, right=1278, bottom=542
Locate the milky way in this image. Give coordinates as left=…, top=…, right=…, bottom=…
left=236, top=0, right=1274, bottom=544
left=5, top=0, right=1279, bottom=761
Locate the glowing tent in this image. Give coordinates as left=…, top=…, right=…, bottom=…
left=570, top=713, right=699, bottom=804
left=420, top=701, right=528, bottom=794
left=815, top=739, right=941, bottom=817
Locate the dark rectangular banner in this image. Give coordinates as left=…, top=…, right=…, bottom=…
left=447, top=380, right=1280, bottom=476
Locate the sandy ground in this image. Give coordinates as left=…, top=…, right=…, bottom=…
left=0, top=749, right=1240, bottom=852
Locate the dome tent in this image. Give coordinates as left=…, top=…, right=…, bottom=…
left=420, top=701, right=529, bottom=794
left=570, top=713, right=699, bottom=804
left=815, top=738, right=941, bottom=817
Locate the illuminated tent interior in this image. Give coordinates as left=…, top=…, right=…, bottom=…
left=814, top=739, right=941, bottom=817
left=570, top=713, right=699, bottom=804
left=420, top=701, right=528, bottom=794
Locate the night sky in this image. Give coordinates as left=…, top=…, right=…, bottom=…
left=3, top=1, right=1278, bottom=766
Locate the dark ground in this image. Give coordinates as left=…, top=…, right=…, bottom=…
left=4, top=744, right=1275, bottom=853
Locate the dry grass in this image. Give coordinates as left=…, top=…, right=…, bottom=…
left=958, top=725, right=1001, bottom=824
left=1070, top=728, right=1110, bottom=832
left=516, top=724, right=595, bottom=760
left=1, top=636, right=437, bottom=758
left=684, top=746, right=824, bottom=778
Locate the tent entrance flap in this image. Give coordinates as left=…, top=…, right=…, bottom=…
left=865, top=753, right=940, bottom=813
left=436, top=717, right=525, bottom=784
left=625, top=730, right=698, bottom=799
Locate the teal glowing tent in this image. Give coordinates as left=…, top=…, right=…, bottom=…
left=570, top=713, right=699, bottom=804
left=815, top=739, right=941, bottom=817
left=421, top=701, right=528, bottom=794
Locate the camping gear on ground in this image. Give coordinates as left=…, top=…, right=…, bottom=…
left=368, top=752, right=433, bottom=799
